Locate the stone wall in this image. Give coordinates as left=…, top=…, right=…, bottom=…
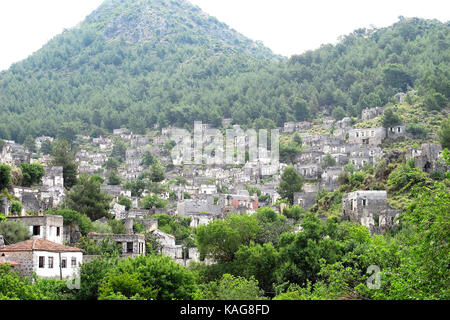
left=1, top=251, right=34, bottom=278
left=8, top=215, right=64, bottom=244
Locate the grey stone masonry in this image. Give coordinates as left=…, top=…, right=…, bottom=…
left=42, top=166, right=64, bottom=188
left=362, top=107, right=384, bottom=121
left=88, top=233, right=146, bottom=258
left=387, top=125, right=407, bottom=139
left=296, top=151, right=324, bottom=165
left=321, top=166, right=344, bottom=190
left=342, top=191, right=399, bottom=234
left=348, top=127, right=386, bottom=146
left=406, top=143, right=446, bottom=173
left=293, top=184, right=319, bottom=210
left=7, top=215, right=64, bottom=244
left=296, top=163, right=322, bottom=180
left=177, top=198, right=221, bottom=217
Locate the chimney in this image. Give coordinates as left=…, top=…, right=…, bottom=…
left=0, top=235, right=5, bottom=248
left=124, top=218, right=134, bottom=235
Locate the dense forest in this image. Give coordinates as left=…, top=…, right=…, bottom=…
left=0, top=0, right=449, bottom=143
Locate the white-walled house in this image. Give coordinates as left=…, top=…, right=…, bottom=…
left=7, top=215, right=64, bottom=244
left=0, top=239, right=83, bottom=281
left=199, top=184, right=217, bottom=195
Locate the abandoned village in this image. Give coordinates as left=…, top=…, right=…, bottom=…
left=0, top=104, right=446, bottom=282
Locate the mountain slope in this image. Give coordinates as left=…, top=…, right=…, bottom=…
left=85, top=0, right=275, bottom=58
left=0, top=0, right=281, bottom=142
left=0, top=3, right=448, bottom=143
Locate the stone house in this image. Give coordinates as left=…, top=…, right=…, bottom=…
left=177, top=197, right=221, bottom=218
left=39, top=166, right=65, bottom=208
left=130, top=136, right=151, bottom=147
left=189, top=213, right=215, bottom=228
left=362, top=107, right=384, bottom=121
left=123, top=218, right=158, bottom=233
left=110, top=203, right=127, bottom=220
left=406, top=143, right=446, bottom=173
left=126, top=209, right=152, bottom=219
left=296, top=163, right=322, bottom=180
left=0, top=239, right=83, bottom=281
left=113, top=128, right=129, bottom=136
left=0, top=141, right=14, bottom=165
left=199, top=184, right=217, bottom=195
left=283, top=122, right=311, bottom=133
left=321, top=166, right=344, bottom=190
left=394, top=92, right=407, bottom=103
left=150, top=229, right=201, bottom=267
left=63, top=223, right=82, bottom=246
left=100, top=185, right=131, bottom=200
left=324, top=153, right=349, bottom=166
left=182, top=185, right=199, bottom=198
left=335, top=117, right=352, bottom=129
left=322, top=118, right=335, bottom=130
left=88, top=233, right=146, bottom=258
left=301, top=134, right=330, bottom=149
left=296, top=151, right=324, bottom=165
left=12, top=187, right=41, bottom=214
left=350, top=146, right=383, bottom=159
left=293, top=184, right=319, bottom=209
left=258, top=183, right=280, bottom=205
left=283, top=122, right=296, bottom=133
left=150, top=229, right=183, bottom=261
left=7, top=215, right=64, bottom=244
left=342, top=190, right=399, bottom=234
left=42, top=166, right=64, bottom=188
left=332, top=128, right=349, bottom=140
left=219, top=193, right=258, bottom=215
left=323, top=144, right=350, bottom=155
left=349, top=156, right=372, bottom=170
left=32, top=154, right=53, bottom=168
left=222, top=118, right=233, bottom=127
left=258, top=163, right=279, bottom=178
left=387, top=125, right=407, bottom=139
left=348, top=127, right=386, bottom=146
left=35, top=136, right=54, bottom=151
left=1, top=141, right=31, bottom=166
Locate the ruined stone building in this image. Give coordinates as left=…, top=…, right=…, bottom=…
left=296, top=163, right=322, bottom=180
left=0, top=140, right=31, bottom=166
left=88, top=233, right=146, bottom=258
left=293, top=184, right=319, bottom=210
left=342, top=190, right=399, bottom=234
left=387, top=125, right=407, bottom=140
left=7, top=215, right=64, bottom=244
left=406, top=143, right=446, bottom=173
left=348, top=127, right=386, bottom=146
left=321, top=166, right=344, bottom=190
left=177, top=197, right=221, bottom=218
left=149, top=229, right=201, bottom=267
left=219, top=192, right=259, bottom=215
left=361, top=107, right=384, bottom=121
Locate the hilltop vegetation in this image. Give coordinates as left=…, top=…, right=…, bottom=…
left=0, top=1, right=448, bottom=143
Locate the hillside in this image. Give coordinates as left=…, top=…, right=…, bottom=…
left=0, top=2, right=448, bottom=143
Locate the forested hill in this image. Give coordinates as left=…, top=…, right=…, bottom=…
left=0, top=1, right=449, bottom=143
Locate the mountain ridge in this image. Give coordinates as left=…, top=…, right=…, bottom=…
left=0, top=2, right=448, bottom=143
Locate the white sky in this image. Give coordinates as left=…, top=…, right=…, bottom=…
left=0, top=0, right=449, bottom=71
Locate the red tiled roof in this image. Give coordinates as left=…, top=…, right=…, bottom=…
left=0, top=239, right=83, bottom=253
